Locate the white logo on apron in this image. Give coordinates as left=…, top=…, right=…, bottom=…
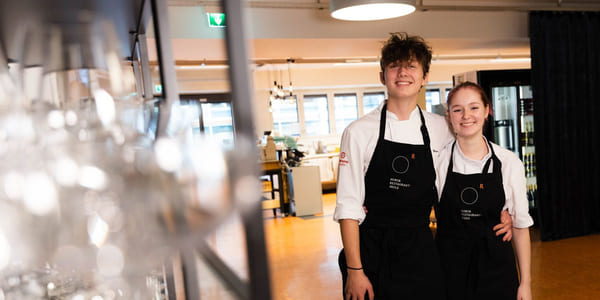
left=391, top=155, right=410, bottom=174
left=460, top=187, right=479, bottom=205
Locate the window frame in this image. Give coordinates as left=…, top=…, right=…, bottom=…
left=333, top=92, right=359, bottom=134
left=271, top=95, right=301, bottom=137
left=179, top=93, right=235, bottom=148
left=302, top=93, right=331, bottom=136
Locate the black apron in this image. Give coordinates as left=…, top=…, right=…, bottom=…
left=339, top=104, right=445, bottom=300
left=435, top=140, right=519, bottom=300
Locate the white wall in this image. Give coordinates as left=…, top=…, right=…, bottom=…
left=158, top=58, right=529, bottom=149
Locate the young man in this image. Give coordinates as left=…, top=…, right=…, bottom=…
left=333, top=33, right=511, bottom=300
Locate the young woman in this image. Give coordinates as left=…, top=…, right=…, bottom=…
left=435, top=81, right=533, bottom=300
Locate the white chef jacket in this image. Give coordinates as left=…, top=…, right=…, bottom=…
left=333, top=102, right=454, bottom=224
left=435, top=138, right=534, bottom=228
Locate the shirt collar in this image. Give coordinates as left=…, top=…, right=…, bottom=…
left=383, top=102, right=420, bottom=121
left=455, top=136, right=492, bottom=164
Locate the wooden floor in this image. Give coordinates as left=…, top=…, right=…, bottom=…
left=202, top=193, right=600, bottom=299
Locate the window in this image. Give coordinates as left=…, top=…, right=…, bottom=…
left=304, top=94, right=330, bottom=136
left=179, top=94, right=234, bottom=149
left=200, top=102, right=234, bottom=148
left=425, top=89, right=441, bottom=112
left=363, top=92, right=385, bottom=114
left=271, top=96, right=301, bottom=136
left=334, top=93, right=358, bottom=134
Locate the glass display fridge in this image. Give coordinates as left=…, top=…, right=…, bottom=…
left=453, top=69, right=538, bottom=223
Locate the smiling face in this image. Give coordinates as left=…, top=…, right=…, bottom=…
left=447, top=86, right=490, bottom=139
left=380, top=58, right=428, bottom=101
left=378, top=33, right=432, bottom=103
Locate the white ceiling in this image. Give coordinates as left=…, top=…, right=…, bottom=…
left=146, top=0, right=600, bottom=65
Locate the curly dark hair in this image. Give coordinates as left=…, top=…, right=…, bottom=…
left=380, top=32, right=432, bottom=78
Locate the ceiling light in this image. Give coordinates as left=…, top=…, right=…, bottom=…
left=330, top=0, right=416, bottom=21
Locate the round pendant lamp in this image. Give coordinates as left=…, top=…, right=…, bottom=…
left=330, top=0, right=416, bottom=21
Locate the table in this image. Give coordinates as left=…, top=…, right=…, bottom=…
left=261, top=160, right=295, bottom=217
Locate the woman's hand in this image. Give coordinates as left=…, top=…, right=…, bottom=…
left=493, top=209, right=513, bottom=241
left=345, top=269, right=374, bottom=300
left=517, top=281, right=532, bottom=300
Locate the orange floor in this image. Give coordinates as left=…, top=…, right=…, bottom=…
left=202, top=193, right=600, bottom=299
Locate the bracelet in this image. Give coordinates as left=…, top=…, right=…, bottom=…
left=347, top=266, right=363, bottom=270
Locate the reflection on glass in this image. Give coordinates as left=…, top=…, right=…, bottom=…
left=363, top=92, right=385, bottom=114
left=334, top=93, right=358, bottom=134
left=182, top=100, right=235, bottom=149
left=304, top=94, right=330, bottom=136
left=0, top=11, right=240, bottom=299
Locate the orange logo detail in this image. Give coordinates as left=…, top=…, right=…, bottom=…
left=479, top=183, right=484, bottom=189
left=411, top=153, right=415, bottom=159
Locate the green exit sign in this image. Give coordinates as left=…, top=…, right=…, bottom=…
left=207, top=13, right=226, bottom=27
left=154, top=84, right=162, bottom=94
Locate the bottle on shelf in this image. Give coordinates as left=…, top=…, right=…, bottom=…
left=531, top=184, right=538, bottom=210
left=528, top=99, right=535, bottom=115
left=531, top=153, right=536, bottom=177
left=520, top=123, right=528, bottom=146
left=527, top=121, right=535, bottom=146
left=522, top=152, right=537, bottom=178
left=527, top=184, right=535, bottom=209
left=523, top=153, right=530, bottom=177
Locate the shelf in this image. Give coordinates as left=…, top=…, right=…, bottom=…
left=304, top=152, right=340, bottom=160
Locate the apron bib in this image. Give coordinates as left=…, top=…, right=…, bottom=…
left=435, top=141, right=519, bottom=300
left=339, top=104, right=445, bottom=300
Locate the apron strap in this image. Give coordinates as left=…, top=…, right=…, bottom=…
left=448, top=140, right=457, bottom=174
left=482, top=139, right=503, bottom=175
left=482, top=139, right=504, bottom=260
left=376, top=102, right=388, bottom=149
left=416, top=106, right=439, bottom=209
left=482, top=157, right=493, bottom=175
left=417, top=106, right=431, bottom=148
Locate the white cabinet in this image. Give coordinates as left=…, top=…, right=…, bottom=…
left=302, top=153, right=340, bottom=190
left=291, top=166, right=323, bottom=217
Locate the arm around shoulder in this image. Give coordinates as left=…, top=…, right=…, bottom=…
left=496, top=145, right=534, bottom=228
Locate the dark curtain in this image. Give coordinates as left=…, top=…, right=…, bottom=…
left=530, top=11, right=600, bottom=241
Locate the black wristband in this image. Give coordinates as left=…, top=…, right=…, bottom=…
left=347, top=266, right=363, bottom=270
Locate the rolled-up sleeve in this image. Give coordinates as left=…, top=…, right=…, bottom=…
left=504, top=155, right=534, bottom=228
left=333, top=126, right=367, bottom=224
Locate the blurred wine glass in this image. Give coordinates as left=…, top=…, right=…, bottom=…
left=0, top=10, right=236, bottom=299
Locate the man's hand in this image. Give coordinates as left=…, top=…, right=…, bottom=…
left=517, top=282, right=532, bottom=300
left=345, top=270, right=374, bottom=300
left=492, top=210, right=513, bottom=242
